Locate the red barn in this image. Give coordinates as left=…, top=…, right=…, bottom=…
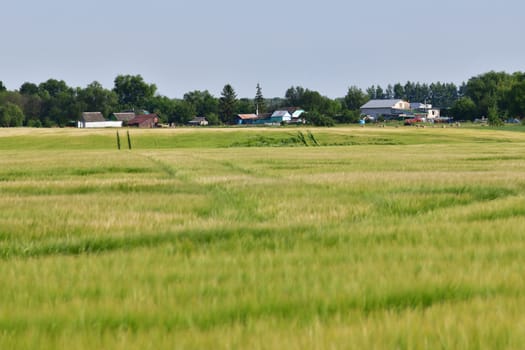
left=127, top=114, right=159, bottom=128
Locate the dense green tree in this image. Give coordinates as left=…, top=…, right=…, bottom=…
left=0, top=102, right=24, bottom=127
left=505, top=76, right=525, bottom=117
left=38, top=79, right=71, bottom=98
left=0, top=90, right=23, bottom=106
left=113, top=75, right=157, bottom=111
left=266, top=97, right=287, bottom=111
left=1, top=89, right=41, bottom=125
left=19, top=82, right=39, bottom=95
left=464, top=71, right=513, bottom=117
left=172, top=100, right=196, bottom=124
left=487, top=104, right=503, bottom=126
left=324, top=98, right=343, bottom=117
left=254, top=83, right=266, bottom=114
left=366, top=85, right=376, bottom=99
left=304, top=112, right=335, bottom=126
left=393, top=83, right=404, bottom=99
left=183, top=90, right=218, bottom=117
left=146, top=95, right=178, bottom=123
left=429, top=82, right=458, bottom=108
left=344, top=86, right=368, bottom=110
left=38, top=79, right=78, bottom=126
left=206, top=112, right=220, bottom=125
left=77, top=81, right=118, bottom=117
left=284, top=87, right=340, bottom=116
left=0, top=81, right=7, bottom=92
left=451, top=97, right=477, bottom=120
left=375, top=86, right=384, bottom=99
left=285, top=86, right=305, bottom=106
left=334, top=109, right=361, bottom=124
left=403, top=81, right=415, bottom=101
left=385, top=84, right=394, bottom=99
left=219, top=84, right=238, bottom=124
left=20, top=94, right=42, bottom=124
left=237, top=98, right=254, bottom=114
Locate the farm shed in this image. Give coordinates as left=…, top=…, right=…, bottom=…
left=360, top=99, right=411, bottom=120
left=237, top=114, right=259, bottom=125
left=78, top=112, right=122, bottom=128
left=128, top=114, right=159, bottom=128
left=188, top=117, right=209, bottom=126
left=110, top=112, right=136, bottom=125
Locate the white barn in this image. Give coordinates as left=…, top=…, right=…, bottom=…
left=78, top=112, right=122, bottom=128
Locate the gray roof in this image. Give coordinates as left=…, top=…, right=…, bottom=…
left=189, top=117, right=208, bottom=123
left=81, top=112, right=105, bottom=122
left=360, top=99, right=405, bottom=109
left=113, top=112, right=136, bottom=122
left=271, top=110, right=291, bottom=117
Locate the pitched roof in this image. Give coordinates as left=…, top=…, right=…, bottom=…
left=237, top=114, right=258, bottom=120
left=128, top=114, right=158, bottom=125
left=283, top=107, right=302, bottom=114
left=271, top=110, right=292, bottom=117
left=81, top=112, right=105, bottom=122
left=188, top=117, right=208, bottom=123
left=112, top=112, right=136, bottom=121
left=360, top=99, right=405, bottom=109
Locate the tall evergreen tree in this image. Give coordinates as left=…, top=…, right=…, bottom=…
left=219, top=84, right=238, bottom=124
left=254, top=83, right=266, bottom=114
left=393, top=83, right=404, bottom=99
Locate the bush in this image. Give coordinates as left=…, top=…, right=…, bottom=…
left=206, top=113, right=220, bottom=126
left=27, top=119, right=43, bottom=128
left=334, top=110, right=361, bottom=124
left=305, top=112, right=335, bottom=127
left=0, top=102, right=24, bottom=127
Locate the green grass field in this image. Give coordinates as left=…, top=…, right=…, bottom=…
left=1, top=126, right=525, bottom=349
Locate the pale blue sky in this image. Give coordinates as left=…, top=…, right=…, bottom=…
left=1, top=0, right=524, bottom=98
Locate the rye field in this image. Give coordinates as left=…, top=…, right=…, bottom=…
left=1, top=126, right=525, bottom=349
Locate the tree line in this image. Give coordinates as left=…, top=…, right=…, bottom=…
left=1, top=71, right=524, bottom=127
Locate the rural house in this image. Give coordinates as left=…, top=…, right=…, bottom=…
left=77, top=112, right=122, bottom=128
left=270, top=110, right=292, bottom=123
left=271, top=107, right=305, bottom=123
left=410, top=103, right=440, bottom=120
left=127, top=114, right=159, bottom=128
left=360, top=99, right=411, bottom=120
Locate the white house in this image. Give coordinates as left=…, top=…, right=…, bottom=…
left=78, top=112, right=122, bottom=128
left=271, top=108, right=305, bottom=123
left=410, top=103, right=440, bottom=120
left=271, top=110, right=292, bottom=122
left=360, top=99, right=411, bottom=119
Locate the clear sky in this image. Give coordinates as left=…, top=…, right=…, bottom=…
left=1, top=0, right=524, bottom=98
